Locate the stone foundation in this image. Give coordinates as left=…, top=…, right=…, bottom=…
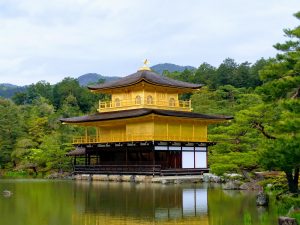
left=73, top=174, right=211, bottom=183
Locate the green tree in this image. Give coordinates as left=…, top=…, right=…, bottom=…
left=214, top=58, right=237, bottom=88
left=0, top=99, right=23, bottom=167
left=206, top=93, right=265, bottom=175
left=194, top=62, right=217, bottom=87
left=255, top=12, right=300, bottom=193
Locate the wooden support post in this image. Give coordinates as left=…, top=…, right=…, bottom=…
left=152, top=147, right=155, bottom=176
left=85, top=128, right=88, bottom=143
left=125, top=147, right=128, bottom=166
left=96, top=127, right=99, bottom=142
left=192, top=124, right=195, bottom=141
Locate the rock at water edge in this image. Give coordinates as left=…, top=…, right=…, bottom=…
left=256, top=191, right=269, bottom=206
left=278, top=216, right=298, bottom=225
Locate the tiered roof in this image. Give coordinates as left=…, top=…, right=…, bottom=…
left=88, top=70, right=202, bottom=91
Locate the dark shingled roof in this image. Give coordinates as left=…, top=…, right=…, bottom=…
left=88, top=70, right=202, bottom=91
left=60, top=108, right=233, bottom=124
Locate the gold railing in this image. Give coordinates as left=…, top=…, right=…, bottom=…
left=72, top=134, right=207, bottom=144
left=98, top=99, right=192, bottom=112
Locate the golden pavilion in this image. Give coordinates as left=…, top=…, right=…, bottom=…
left=61, top=61, right=232, bottom=175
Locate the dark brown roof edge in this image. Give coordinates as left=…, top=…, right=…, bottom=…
left=88, top=70, right=202, bottom=91
left=60, top=108, right=233, bottom=124
left=88, top=78, right=203, bottom=91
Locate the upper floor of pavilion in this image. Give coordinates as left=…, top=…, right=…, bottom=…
left=88, top=61, right=202, bottom=113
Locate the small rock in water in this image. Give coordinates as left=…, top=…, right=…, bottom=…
left=2, top=190, right=13, bottom=197
left=223, top=180, right=242, bottom=190
left=256, top=191, right=269, bottom=206
left=174, top=179, right=183, bottom=184
left=161, top=179, right=172, bottom=184
left=278, top=216, right=298, bottom=225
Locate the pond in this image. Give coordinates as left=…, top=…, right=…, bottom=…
left=0, top=179, right=280, bottom=225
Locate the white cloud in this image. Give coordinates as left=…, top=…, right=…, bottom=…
left=0, top=0, right=299, bottom=85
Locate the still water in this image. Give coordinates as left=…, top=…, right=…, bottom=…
left=0, top=179, right=279, bottom=225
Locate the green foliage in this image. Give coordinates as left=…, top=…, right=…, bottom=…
left=199, top=11, right=300, bottom=194
left=192, top=85, right=265, bottom=174
left=210, top=163, right=239, bottom=175
left=3, top=170, right=30, bottom=178
left=165, top=58, right=266, bottom=89
left=0, top=84, right=26, bottom=99
left=0, top=98, right=23, bottom=167
left=277, top=196, right=300, bottom=223
left=259, top=174, right=289, bottom=193
left=255, top=12, right=300, bottom=193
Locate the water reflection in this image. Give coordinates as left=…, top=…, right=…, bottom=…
left=0, top=180, right=280, bottom=225
left=73, top=182, right=209, bottom=224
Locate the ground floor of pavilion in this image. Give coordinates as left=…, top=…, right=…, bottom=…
left=67, top=141, right=212, bottom=176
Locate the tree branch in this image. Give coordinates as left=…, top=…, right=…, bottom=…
left=291, top=86, right=300, bottom=99
left=252, top=122, right=277, bottom=139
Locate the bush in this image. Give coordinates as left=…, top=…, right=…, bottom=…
left=3, top=170, right=30, bottom=178
left=210, top=164, right=239, bottom=175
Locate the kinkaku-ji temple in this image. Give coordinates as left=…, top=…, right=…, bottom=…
left=60, top=61, right=232, bottom=175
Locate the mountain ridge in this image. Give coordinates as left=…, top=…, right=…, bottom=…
left=0, top=63, right=195, bottom=98
left=151, top=63, right=196, bottom=74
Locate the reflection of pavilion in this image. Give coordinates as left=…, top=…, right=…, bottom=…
left=156, top=189, right=207, bottom=219
left=72, top=182, right=209, bottom=224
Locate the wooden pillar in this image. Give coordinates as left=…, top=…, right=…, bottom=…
left=125, top=147, right=128, bottom=166
left=180, top=146, right=183, bottom=168
left=179, top=124, right=182, bottom=141
left=152, top=147, right=155, bottom=176
left=167, top=150, right=170, bottom=168
left=167, top=122, right=169, bottom=139
left=143, top=86, right=145, bottom=106
left=96, top=127, right=99, bottom=142
left=85, top=128, right=88, bottom=143
left=192, top=123, right=195, bottom=142
left=153, top=147, right=155, bottom=165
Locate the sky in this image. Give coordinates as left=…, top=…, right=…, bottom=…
left=0, top=0, right=299, bottom=86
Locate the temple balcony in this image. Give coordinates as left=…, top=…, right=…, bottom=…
left=72, top=134, right=207, bottom=144
left=98, top=99, right=192, bottom=112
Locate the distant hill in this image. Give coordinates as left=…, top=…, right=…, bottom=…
left=0, top=63, right=196, bottom=98
left=151, top=63, right=196, bottom=74
left=0, top=84, right=27, bottom=98
left=77, top=73, right=120, bottom=86
left=77, top=64, right=196, bottom=86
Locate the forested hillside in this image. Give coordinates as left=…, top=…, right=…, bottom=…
left=77, top=73, right=120, bottom=86
left=151, top=63, right=196, bottom=74
left=0, top=84, right=27, bottom=98
left=0, top=12, right=299, bottom=193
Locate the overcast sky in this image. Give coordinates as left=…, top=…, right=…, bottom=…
left=0, top=0, right=299, bottom=85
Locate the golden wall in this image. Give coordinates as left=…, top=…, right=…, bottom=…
left=90, top=115, right=208, bottom=143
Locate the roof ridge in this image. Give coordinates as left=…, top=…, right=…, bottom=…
left=88, top=70, right=202, bottom=91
